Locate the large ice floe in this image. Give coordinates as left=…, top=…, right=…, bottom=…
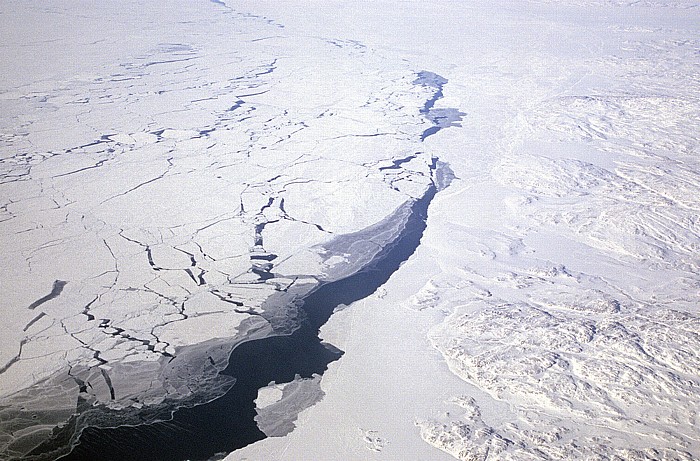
left=2, top=0, right=700, bottom=460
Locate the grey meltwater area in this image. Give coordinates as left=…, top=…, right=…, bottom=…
left=0, top=2, right=463, bottom=458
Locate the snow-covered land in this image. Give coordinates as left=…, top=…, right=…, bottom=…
left=1, top=0, right=699, bottom=460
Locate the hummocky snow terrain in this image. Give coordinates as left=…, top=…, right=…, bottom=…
left=2, top=0, right=699, bottom=460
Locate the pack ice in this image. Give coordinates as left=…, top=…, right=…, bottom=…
left=1, top=0, right=699, bottom=460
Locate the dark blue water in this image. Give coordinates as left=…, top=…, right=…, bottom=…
left=44, top=183, right=437, bottom=461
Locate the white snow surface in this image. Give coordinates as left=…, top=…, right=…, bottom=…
left=227, top=0, right=700, bottom=460
left=1, top=0, right=699, bottom=460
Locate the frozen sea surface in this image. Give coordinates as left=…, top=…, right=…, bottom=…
left=2, top=0, right=700, bottom=460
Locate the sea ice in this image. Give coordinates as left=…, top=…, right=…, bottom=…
left=2, top=0, right=699, bottom=460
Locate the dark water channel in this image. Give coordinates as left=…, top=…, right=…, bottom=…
left=413, top=71, right=465, bottom=141
left=54, top=184, right=437, bottom=461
